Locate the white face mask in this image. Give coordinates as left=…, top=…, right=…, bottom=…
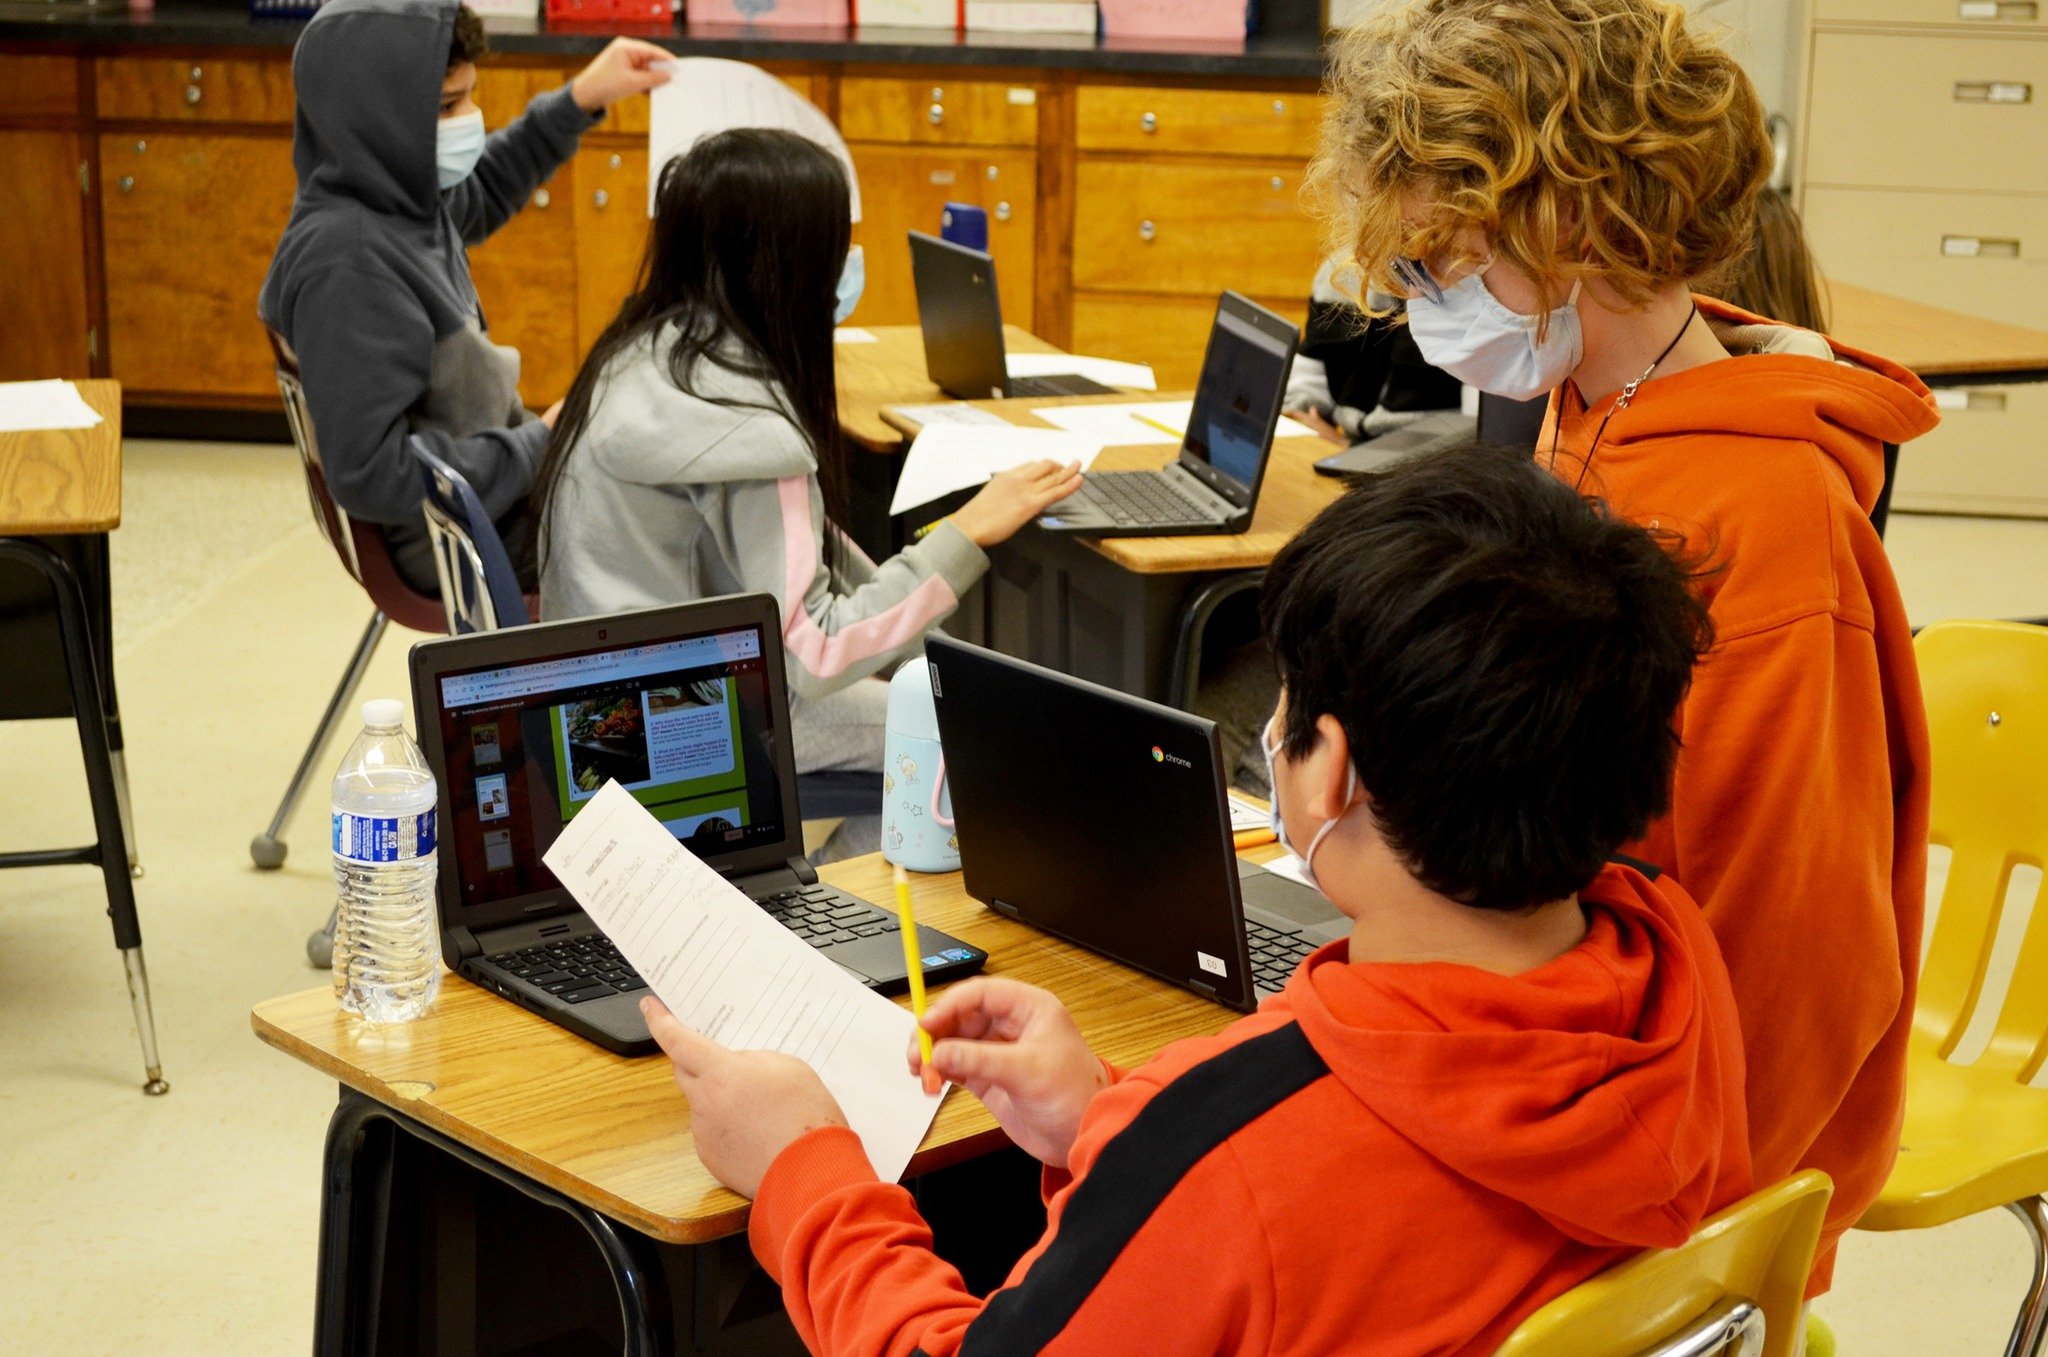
left=834, top=244, right=866, bottom=326
left=436, top=109, right=485, bottom=191
left=1405, top=261, right=1584, bottom=402
left=1260, top=715, right=1357, bottom=898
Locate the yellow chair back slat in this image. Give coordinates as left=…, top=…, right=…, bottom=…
left=1495, top=1172, right=1832, bottom=1357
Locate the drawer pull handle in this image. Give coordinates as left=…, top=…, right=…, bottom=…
left=592, top=189, right=608, bottom=209
left=1272, top=99, right=1286, bottom=115
left=1933, top=388, right=2010, bottom=412
left=1270, top=175, right=1285, bottom=190
left=1141, top=111, right=1158, bottom=133
left=608, top=153, right=622, bottom=170
left=189, top=65, right=203, bottom=81
left=1959, top=0, right=2038, bottom=18
left=533, top=189, right=550, bottom=209
left=930, top=87, right=944, bottom=101
left=133, top=140, right=146, bottom=154
left=1139, top=219, right=1156, bottom=242
left=185, top=85, right=202, bottom=106
left=928, top=103, right=945, bottom=126
left=995, top=201, right=1012, bottom=222
left=986, top=164, right=1000, bottom=181
left=1942, top=234, right=2022, bottom=258
left=117, top=175, right=134, bottom=194
left=1954, top=80, right=2032, bottom=103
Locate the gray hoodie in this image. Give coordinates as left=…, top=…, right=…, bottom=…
left=539, top=327, right=989, bottom=705
left=258, top=0, right=597, bottom=580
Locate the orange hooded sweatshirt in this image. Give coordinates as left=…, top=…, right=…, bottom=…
left=1547, top=297, right=1939, bottom=1290
left=747, top=864, right=1751, bottom=1356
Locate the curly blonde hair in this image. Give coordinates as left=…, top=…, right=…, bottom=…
left=1305, top=0, right=1771, bottom=316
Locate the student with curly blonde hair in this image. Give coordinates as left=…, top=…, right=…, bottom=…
left=1309, top=0, right=1939, bottom=1294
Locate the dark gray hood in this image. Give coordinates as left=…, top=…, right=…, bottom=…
left=289, top=0, right=451, bottom=222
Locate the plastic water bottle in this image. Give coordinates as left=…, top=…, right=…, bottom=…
left=331, top=699, right=441, bottom=1023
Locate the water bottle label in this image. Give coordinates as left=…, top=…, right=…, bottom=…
left=332, top=809, right=438, bottom=864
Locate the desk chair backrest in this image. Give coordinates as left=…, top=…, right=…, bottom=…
left=1494, top=1172, right=1833, bottom=1357
left=1912, top=620, right=2048, bottom=1072
left=413, top=438, right=527, bottom=634
left=265, top=326, right=446, bottom=635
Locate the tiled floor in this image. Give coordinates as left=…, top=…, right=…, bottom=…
left=1, top=438, right=2044, bottom=1352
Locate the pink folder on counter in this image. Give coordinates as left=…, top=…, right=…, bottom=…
left=694, top=0, right=851, bottom=23
left=1099, top=0, right=1243, bottom=40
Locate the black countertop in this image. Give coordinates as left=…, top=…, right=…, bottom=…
left=0, top=0, right=1331, bottom=79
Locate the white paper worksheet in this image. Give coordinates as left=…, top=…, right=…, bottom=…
left=542, top=781, right=942, bottom=1183
left=647, top=59, right=862, bottom=222
left=1034, top=399, right=1322, bottom=447
left=0, top=380, right=104, bottom=434
left=888, top=425, right=1104, bottom=516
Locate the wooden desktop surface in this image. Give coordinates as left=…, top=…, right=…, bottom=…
left=251, top=849, right=1254, bottom=1246
left=0, top=380, right=123, bottom=535
left=835, top=325, right=1063, bottom=452
left=1827, top=283, right=2048, bottom=379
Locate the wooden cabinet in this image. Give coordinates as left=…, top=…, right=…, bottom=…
left=1813, top=0, right=2042, bottom=23
left=1073, top=159, right=1318, bottom=297
left=94, top=56, right=294, bottom=124
left=465, top=168, right=580, bottom=409
left=574, top=145, right=651, bottom=354
left=97, top=131, right=299, bottom=399
left=1074, top=86, right=1323, bottom=158
left=841, top=76, right=1039, bottom=146
left=0, top=53, right=82, bottom=121
left=850, top=145, right=1038, bottom=327
left=0, top=131, right=93, bottom=380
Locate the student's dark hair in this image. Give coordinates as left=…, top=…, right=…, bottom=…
left=1260, top=444, right=1713, bottom=913
left=533, top=128, right=854, bottom=572
left=448, top=4, right=489, bottom=69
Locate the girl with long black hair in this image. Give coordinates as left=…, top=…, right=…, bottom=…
left=536, top=128, right=1078, bottom=772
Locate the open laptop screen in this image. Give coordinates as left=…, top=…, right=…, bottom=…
left=1181, top=295, right=1298, bottom=496
left=428, top=623, right=788, bottom=913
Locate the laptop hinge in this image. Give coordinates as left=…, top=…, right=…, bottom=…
left=449, top=926, right=483, bottom=962
left=787, top=856, right=819, bottom=886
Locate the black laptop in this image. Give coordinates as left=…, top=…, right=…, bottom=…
left=925, top=635, right=1348, bottom=1012
left=908, top=230, right=1117, bottom=400
left=1037, top=292, right=1301, bottom=538
left=409, top=595, right=987, bottom=1056
left=1313, top=390, right=1551, bottom=478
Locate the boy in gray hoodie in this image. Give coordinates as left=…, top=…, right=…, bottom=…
left=259, top=0, right=668, bottom=593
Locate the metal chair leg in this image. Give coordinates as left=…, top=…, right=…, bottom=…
left=2005, top=1196, right=2048, bottom=1357
left=252, top=609, right=387, bottom=871
left=122, top=946, right=169, bottom=1096
left=110, top=748, right=141, bottom=878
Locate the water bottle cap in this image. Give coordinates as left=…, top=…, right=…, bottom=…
left=362, top=698, right=405, bottom=731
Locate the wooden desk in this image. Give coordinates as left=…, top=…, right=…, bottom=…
left=1829, top=283, right=2048, bottom=384
left=834, top=325, right=1064, bottom=453
left=0, top=379, right=122, bottom=534
left=253, top=851, right=1239, bottom=1349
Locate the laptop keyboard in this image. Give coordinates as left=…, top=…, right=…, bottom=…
left=1072, top=470, right=1210, bottom=527
left=1009, top=373, right=1114, bottom=398
left=1247, top=918, right=1317, bottom=993
left=483, top=887, right=896, bottom=1005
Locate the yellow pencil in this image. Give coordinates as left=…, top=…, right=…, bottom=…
left=1133, top=413, right=1183, bottom=440
left=894, top=863, right=935, bottom=1068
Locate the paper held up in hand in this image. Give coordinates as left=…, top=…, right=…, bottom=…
left=647, top=59, right=862, bottom=223
left=541, top=781, right=942, bottom=1183
left=1004, top=352, right=1157, bottom=392
left=888, top=425, right=1105, bottom=517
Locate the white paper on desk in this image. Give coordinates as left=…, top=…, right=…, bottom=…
left=1005, top=352, right=1157, bottom=392
left=886, top=402, right=1014, bottom=431
left=1260, top=852, right=1315, bottom=890
left=833, top=327, right=880, bottom=345
left=0, top=380, right=103, bottom=433
left=889, top=425, right=1104, bottom=516
left=1036, top=399, right=1320, bottom=445
left=542, top=781, right=942, bottom=1183
left=648, top=59, right=862, bottom=223
left=1226, top=791, right=1269, bottom=835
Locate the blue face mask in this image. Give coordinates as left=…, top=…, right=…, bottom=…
left=1260, top=713, right=1357, bottom=897
left=436, top=109, right=486, bottom=191
left=835, top=245, right=866, bottom=326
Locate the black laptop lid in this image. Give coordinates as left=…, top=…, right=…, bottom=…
left=409, top=596, right=806, bottom=939
left=924, top=635, right=1258, bottom=1011
left=909, top=230, right=1009, bottom=401
left=1176, top=292, right=1301, bottom=510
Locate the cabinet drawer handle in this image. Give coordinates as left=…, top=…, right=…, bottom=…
left=608, top=153, right=622, bottom=170
left=995, top=201, right=1011, bottom=222
left=185, top=85, right=202, bottom=106
left=1139, top=219, right=1156, bottom=242
left=189, top=65, right=203, bottom=81
left=1954, top=80, right=2032, bottom=103
left=1271, top=99, right=1286, bottom=115
left=1270, top=175, right=1285, bottom=190
left=1141, top=111, right=1158, bottom=133
left=928, top=103, right=944, bottom=126
left=1959, top=0, right=2038, bottom=18
left=986, top=164, right=999, bottom=181
left=1933, top=388, right=2010, bottom=412
left=118, top=175, right=134, bottom=194
left=533, top=188, right=551, bottom=209
left=593, top=189, right=609, bottom=208
left=1942, top=234, right=2021, bottom=257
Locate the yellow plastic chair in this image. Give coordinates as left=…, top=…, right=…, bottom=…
left=1496, top=1172, right=1832, bottom=1357
left=1860, top=619, right=2048, bottom=1357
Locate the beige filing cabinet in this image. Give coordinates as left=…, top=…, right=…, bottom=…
left=1800, top=0, right=2048, bottom=515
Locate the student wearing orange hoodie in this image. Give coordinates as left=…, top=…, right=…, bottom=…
left=640, top=444, right=1753, bottom=1356
left=1307, top=0, right=1940, bottom=1291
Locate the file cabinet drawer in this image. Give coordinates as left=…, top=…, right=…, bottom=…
left=95, top=56, right=295, bottom=124
left=1803, top=185, right=2048, bottom=329
left=0, top=54, right=82, bottom=121
left=1075, top=86, right=1324, bottom=159
left=1073, top=159, right=1320, bottom=297
left=840, top=77, right=1039, bottom=147
left=1072, top=292, right=1308, bottom=390
left=1814, top=0, right=2042, bottom=26
left=1806, top=32, right=2048, bottom=194
left=1891, top=381, right=2048, bottom=516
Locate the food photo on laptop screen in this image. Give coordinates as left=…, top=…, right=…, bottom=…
left=430, top=626, right=788, bottom=912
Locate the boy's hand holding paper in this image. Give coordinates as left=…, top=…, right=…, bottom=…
left=541, top=781, right=944, bottom=1195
